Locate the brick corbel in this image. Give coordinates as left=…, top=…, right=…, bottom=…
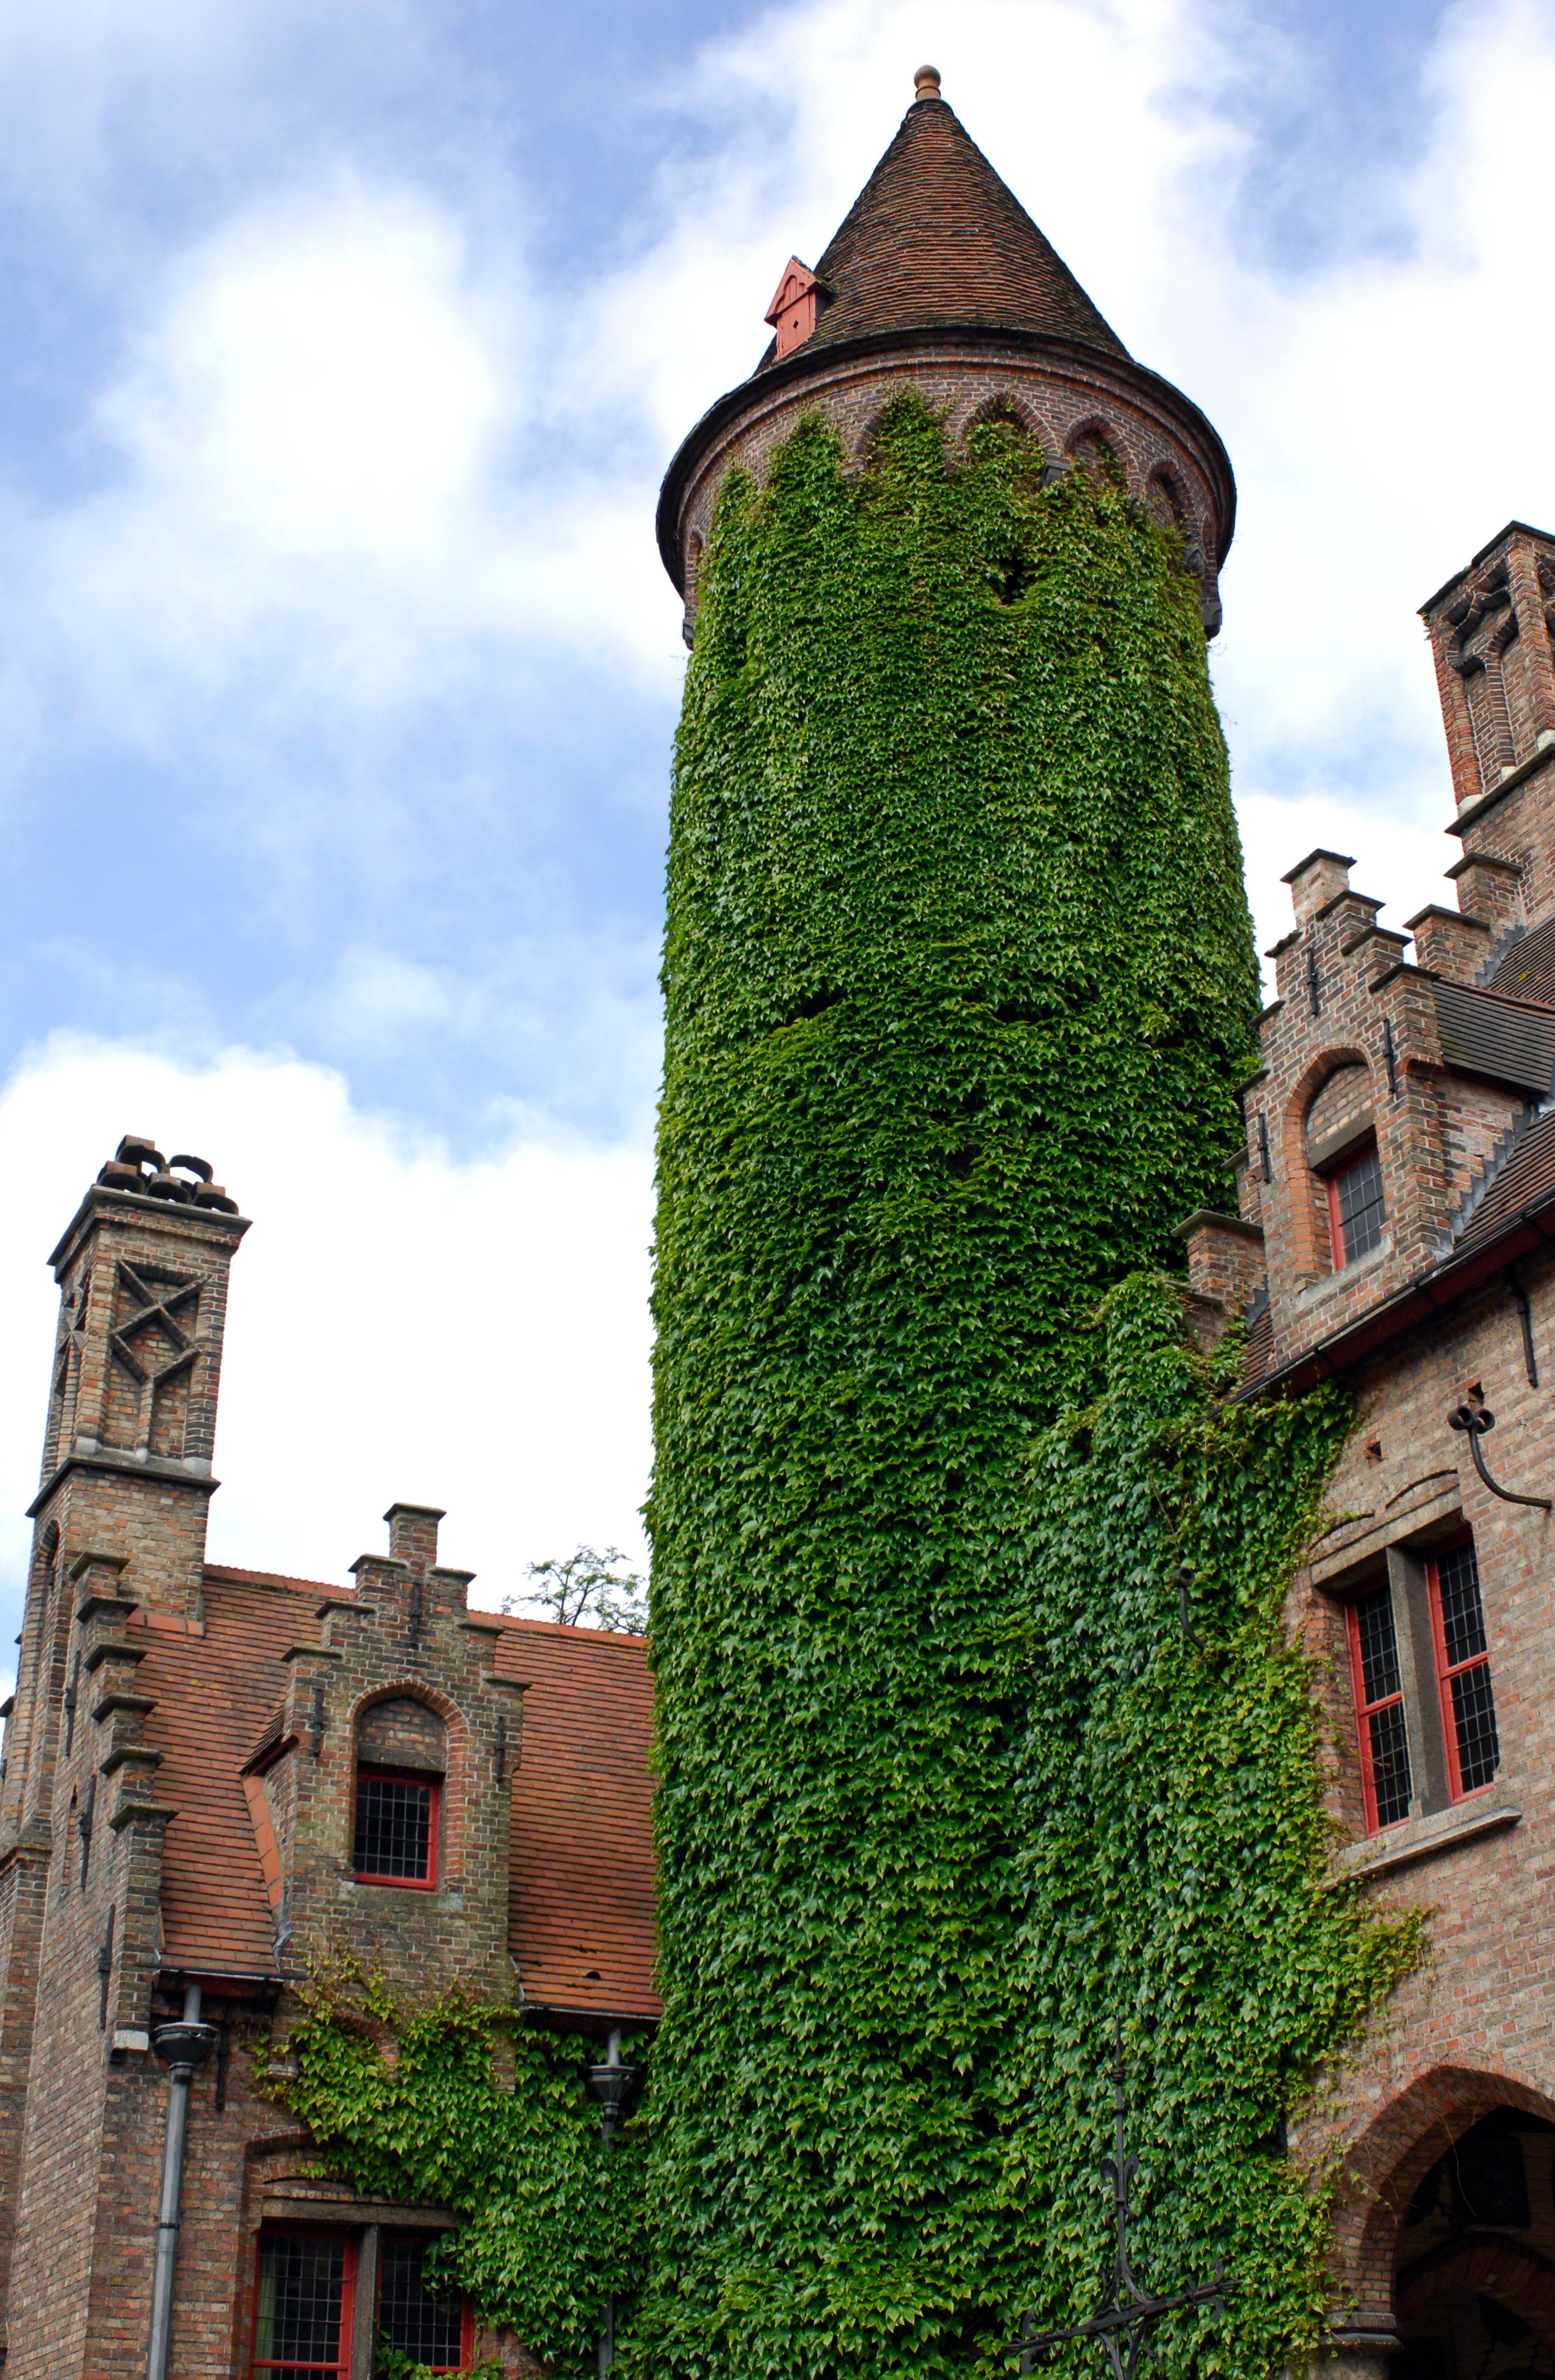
left=104, top=1798, right=177, bottom=2034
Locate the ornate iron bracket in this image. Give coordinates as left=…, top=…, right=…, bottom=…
left=1448, top=1403, right=1551, bottom=1512
left=1002, top=2029, right=1235, bottom=2378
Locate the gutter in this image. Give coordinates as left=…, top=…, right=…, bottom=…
left=1241, top=1188, right=1555, bottom=1402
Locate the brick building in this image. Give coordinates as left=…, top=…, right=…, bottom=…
left=4, top=64, right=1555, bottom=2380
left=1179, top=520, right=1555, bottom=2380
left=0, top=1148, right=657, bottom=2380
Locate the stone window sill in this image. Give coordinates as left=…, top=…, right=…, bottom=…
left=1294, top=1238, right=1391, bottom=1311
left=1336, top=1792, right=1521, bottom=1883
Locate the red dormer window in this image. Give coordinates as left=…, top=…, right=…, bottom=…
left=353, top=1765, right=439, bottom=1888
left=764, top=256, right=823, bottom=359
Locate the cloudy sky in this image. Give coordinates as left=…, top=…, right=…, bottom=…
left=1, top=0, right=1549, bottom=1655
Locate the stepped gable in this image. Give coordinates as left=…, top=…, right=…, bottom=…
left=1487, top=913, right=1555, bottom=1007
left=145, top=1567, right=658, bottom=2013
left=765, top=85, right=1130, bottom=369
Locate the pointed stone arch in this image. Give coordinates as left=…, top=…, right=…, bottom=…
left=1330, top=2063, right=1555, bottom=2314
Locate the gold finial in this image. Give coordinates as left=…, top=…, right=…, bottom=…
left=913, top=64, right=942, bottom=99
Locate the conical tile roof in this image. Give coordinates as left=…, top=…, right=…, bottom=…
left=763, top=87, right=1130, bottom=368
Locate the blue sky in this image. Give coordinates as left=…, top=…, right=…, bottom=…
left=2, top=0, right=1551, bottom=1646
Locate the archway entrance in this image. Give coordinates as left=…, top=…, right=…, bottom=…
left=1393, top=2110, right=1555, bottom=2378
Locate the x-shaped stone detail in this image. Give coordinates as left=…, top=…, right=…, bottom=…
left=109, top=1263, right=200, bottom=1389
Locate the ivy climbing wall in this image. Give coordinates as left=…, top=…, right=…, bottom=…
left=641, top=396, right=1349, bottom=2376
left=261, top=398, right=1418, bottom=2380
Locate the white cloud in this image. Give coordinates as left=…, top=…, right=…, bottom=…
left=99, top=182, right=509, bottom=565
left=14, top=0, right=1548, bottom=949
left=590, top=0, right=1555, bottom=959
left=8, top=173, right=681, bottom=731
left=0, top=1036, right=655, bottom=1687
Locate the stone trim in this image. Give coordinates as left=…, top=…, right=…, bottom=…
left=1334, top=1794, right=1521, bottom=1882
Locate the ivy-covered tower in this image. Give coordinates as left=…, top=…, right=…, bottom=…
left=646, top=71, right=1261, bottom=2377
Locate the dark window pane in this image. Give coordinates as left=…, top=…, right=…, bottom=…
left=1454, top=2126, right=1529, bottom=2226
left=380, top=2236, right=464, bottom=2370
left=1437, top=1540, right=1489, bottom=1668
left=354, top=1773, right=432, bottom=1879
left=1450, top=1662, right=1500, bottom=1792
left=1335, top=1146, right=1386, bottom=1263
left=255, top=2236, right=344, bottom=2370
left=1367, top=1702, right=1413, bottom=1827
left=1354, top=1584, right=1403, bottom=1705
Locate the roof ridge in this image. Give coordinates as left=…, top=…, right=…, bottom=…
left=491, top=1611, right=647, bottom=1644
left=203, top=1563, right=350, bottom=1597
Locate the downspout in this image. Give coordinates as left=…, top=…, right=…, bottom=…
left=585, top=2030, right=642, bottom=2378
left=147, top=1983, right=218, bottom=2380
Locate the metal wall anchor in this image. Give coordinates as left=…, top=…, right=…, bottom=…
left=1004, top=2028, right=1236, bottom=2377
left=1448, top=1403, right=1552, bottom=1512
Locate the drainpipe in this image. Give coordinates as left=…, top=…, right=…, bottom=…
left=585, top=2031, right=642, bottom=2378
left=147, top=1983, right=218, bottom=2380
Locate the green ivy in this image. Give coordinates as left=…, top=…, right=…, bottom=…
left=1000, top=1276, right=1419, bottom=2380
left=259, top=397, right=1419, bottom=2380
left=638, top=396, right=1413, bottom=2377
left=375, top=2345, right=502, bottom=2380
left=257, top=1963, right=647, bottom=2377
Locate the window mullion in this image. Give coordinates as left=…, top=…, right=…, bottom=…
left=1386, top=1547, right=1449, bottom=1817
left=350, top=2227, right=379, bottom=2380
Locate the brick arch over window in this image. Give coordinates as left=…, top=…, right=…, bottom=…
left=1280, top=1048, right=1371, bottom=1280
left=347, top=1683, right=468, bottom=1892
left=1332, top=2066, right=1555, bottom=2314
left=955, top=392, right=1048, bottom=463
left=1064, top=415, right=1119, bottom=474
left=1145, top=465, right=1187, bottom=530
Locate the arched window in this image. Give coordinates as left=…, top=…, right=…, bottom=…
left=352, top=1698, right=445, bottom=1889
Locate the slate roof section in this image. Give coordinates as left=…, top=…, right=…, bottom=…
left=764, top=92, right=1129, bottom=370
left=1454, top=1109, right=1555, bottom=1257
left=147, top=1568, right=659, bottom=2018
left=1433, top=979, right=1555, bottom=1096
left=1486, top=913, right=1555, bottom=1008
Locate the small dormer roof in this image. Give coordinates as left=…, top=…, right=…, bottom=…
left=762, top=257, right=824, bottom=327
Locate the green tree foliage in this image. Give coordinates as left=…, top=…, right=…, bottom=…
left=505, top=1544, right=647, bottom=1631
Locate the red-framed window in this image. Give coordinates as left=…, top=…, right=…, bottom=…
left=1428, top=1538, right=1500, bottom=1801
left=379, top=2234, right=474, bottom=2373
left=1347, top=1582, right=1413, bottom=1832
left=252, top=2229, right=356, bottom=2380
left=1327, top=1142, right=1386, bottom=1269
left=353, top=1767, right=440, bottom=1888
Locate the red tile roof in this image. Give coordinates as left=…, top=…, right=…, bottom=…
left=767, top=92, right=1129, bottom=370
left=494, top=1620, right=659, bottom=2020
left=146, top=1569, right=659, bottom=2017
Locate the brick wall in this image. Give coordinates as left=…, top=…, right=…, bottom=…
left=664, top=330, right=1232, bottom=644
